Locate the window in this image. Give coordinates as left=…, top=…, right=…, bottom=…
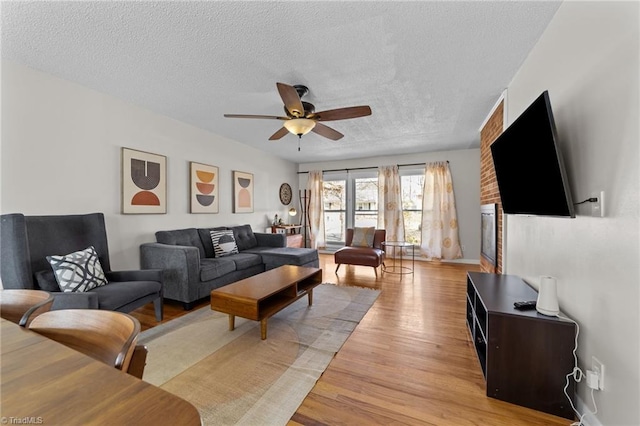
left=322, top=179, right=346, bottom=243
left=322, top=172, right=378, bottom=245
left=354, top=177, right=378, bottom=228
left=401, top=172, right=424, bottom=245
left=321, top=168, right=423, bottom=246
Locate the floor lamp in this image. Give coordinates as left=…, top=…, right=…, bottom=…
left=299, top=189, right=311, bottom=248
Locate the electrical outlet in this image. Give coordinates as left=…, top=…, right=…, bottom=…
left=586, top=370, right=599, bottom=389
left=591, top=191, right=605, bottom=217
left=592, top=356, right=605, bottom=390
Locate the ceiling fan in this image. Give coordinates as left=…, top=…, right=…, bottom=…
left=224, top=83, right=372, bottom=147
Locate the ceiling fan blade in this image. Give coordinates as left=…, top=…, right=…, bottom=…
left=312, top=122, right=344, bottom=140
left=224, top=114, right=288, bottom=120
left=276, top=82, right=305, bottom=118
left=268, top=126, right=290, bottom=141
left=312, top=106, right=372, bottom=121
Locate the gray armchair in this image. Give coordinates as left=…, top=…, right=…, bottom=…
left=0, top=213, right=163, bottom=321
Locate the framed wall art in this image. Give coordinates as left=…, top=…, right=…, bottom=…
left=121, top=147, right=167, bottom=214
left=190, top=162, right=219, bottom=213
left=232, top=170, right=253, bottom=213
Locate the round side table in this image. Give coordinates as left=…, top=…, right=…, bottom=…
left=381, top=241, right=415, bottom=275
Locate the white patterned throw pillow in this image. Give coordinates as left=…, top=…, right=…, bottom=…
left=352, top=227, right=375, bottom=247
left=210, top=230, right=239, bottom=257
left=47, top=246, right=108, bottom=292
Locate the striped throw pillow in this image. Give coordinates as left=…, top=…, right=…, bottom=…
left=210, top=230, right=239, bottom=257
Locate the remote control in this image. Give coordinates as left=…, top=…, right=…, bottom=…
left=514, top=300, right=537, bottom=310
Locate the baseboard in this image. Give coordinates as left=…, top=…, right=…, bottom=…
left=319, top=248, right=337, bottom=254
left=575, top=393, right=603, bottom=426
left=442, top=258, right=480, bottom=265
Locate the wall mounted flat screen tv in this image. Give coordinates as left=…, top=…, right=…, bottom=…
left=490, top=91, right=575, bottom=218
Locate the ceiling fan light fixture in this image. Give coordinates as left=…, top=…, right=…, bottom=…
left=284, top=118, right=316, bottom=137
left=224, top=83, right=369, bottom=143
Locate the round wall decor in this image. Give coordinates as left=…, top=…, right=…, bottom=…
left=279, top=183, right=292, bottom=205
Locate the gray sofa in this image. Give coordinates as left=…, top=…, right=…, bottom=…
left=140, top=224, right=319, bottom=310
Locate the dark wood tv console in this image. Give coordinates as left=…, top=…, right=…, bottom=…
left=466, top=272, right=576, bottom=420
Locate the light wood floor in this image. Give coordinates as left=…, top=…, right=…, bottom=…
left=131, top=254, right=573, bottom=426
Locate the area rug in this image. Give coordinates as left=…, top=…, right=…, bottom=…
left=138, top=283, right=380, bottom=426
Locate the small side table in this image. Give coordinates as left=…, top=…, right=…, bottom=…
left=271, top=225, right=302, bottom=235
left=382, top=241, right=415, bottom=275
left=271, top=225, right=303, bottom=248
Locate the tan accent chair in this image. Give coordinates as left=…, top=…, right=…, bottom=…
left=0, top=289, right=54, bottom=327
left=29, top=309, right=141, bottom=373
left=334, top=229, right=386, bottom=277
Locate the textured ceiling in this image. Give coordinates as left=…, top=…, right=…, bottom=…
left=1, top=1, right=561, bottom=164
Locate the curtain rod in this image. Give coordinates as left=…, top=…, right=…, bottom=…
left=296, top=161, right=448, bottom=174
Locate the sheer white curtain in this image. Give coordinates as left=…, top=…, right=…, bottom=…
left=377, top=165, right=404, bottom=242
left=420, top=162, right=462, bottom=260
left=306, top=170, right=326, bottom=249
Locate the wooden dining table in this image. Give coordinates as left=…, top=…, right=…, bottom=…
left=0, top=318, right=201, bottom=425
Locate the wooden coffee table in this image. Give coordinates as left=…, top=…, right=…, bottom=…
left=210, top=265, right=323, bottom=340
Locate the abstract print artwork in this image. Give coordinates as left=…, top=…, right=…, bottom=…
left=233, top=171, right=253, bottom=213
left=190, top=162, right=219, bottom=213
left=121, top=148, right=167, bottom=214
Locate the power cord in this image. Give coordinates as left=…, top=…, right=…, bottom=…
left=574, top=197, right=598, bottom=205
left=557, top=313, right=599, bottom=426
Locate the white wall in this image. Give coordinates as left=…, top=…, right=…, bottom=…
left=1, top=61, right=300, bottom=270
left=299, top=149, right=481, bottom=263
left=505, top=3, right=639, bottom=425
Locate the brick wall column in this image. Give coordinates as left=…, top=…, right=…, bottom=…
left=479, top=100, right=503, bottom=274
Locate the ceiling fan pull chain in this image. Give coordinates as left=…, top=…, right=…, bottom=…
left=298, top=135, right=301, bottom=151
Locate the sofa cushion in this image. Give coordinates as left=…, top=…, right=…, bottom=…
left=254, top=232, right=287, bottom=248
left=227, top=252, right=263, bottom=270
left=156, top=228, right=206, bottom=259
left=231, top=225, right=258, bottom=251
left=200, top=258, right=236, bottom=282
left=90, top=280, right=162, bottom=311
left=34, top=269, right=61, bottom=292
left=197, top=227, right=227, bottom=258
left=243, top=246, right=281, bottom=255
left=211, top=230, right=239, bottom=257
left=47, top=246, right=108, bottom=292
left=335, top=246, right=384, bottom=267
left=259, top=248, right=319, bottom=269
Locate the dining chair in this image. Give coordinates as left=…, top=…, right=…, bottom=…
left=127, top=345, right=149, bottom=379
left=29, top=309, right=141, bottom=372
left=0, top=289, right=54, bottom=327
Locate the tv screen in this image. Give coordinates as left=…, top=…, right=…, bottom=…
left=490, top=91, right=575, bottom=217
